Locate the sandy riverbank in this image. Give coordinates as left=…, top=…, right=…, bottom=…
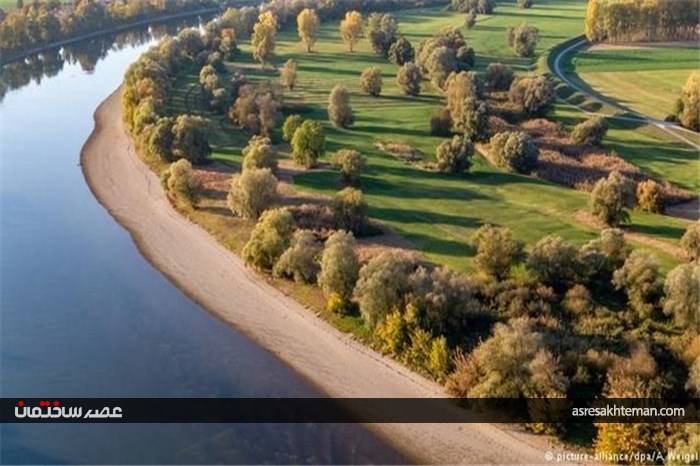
left=81, top=87, right=574, bottom=465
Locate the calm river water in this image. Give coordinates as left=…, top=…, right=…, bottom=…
left=0, top=25, right=406, bottom=465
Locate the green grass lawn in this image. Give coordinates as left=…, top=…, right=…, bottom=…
left=172, top=1, right=687, bottom=274
left=572, top=46, right=699, bottom=120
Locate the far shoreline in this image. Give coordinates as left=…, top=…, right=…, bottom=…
left=80, top=86, right=575, bottom=465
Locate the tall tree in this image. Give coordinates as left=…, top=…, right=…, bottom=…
left=340, top=11, right=363, bottom=53
left=251, top=11, right=277, bottom=66
left=297, top=8, right=320, bottom=52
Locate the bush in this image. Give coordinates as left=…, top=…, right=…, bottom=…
left=612, top=250, right=662, bottom=319
left=578, top=228, right=630, bottom=288
left=396, top=62, right=422, bottom=96
left=291, top=120, right=325, bottom=168
left=171, top=114, right=211, bottom=164
left=242, top=135, right=277, bottom=171
left=470, top=224, right=524, bottom=279
left=354, top=251, right=416, bottom=328
left=680, top=221, right=700, bottom=262
left=360, top=66, right=383, bottom=97
left=273, top=229, right=322, bottom=283
left=589, top=170, right=636, bottom=227
left=318, top=231, right=359, bottom=302
left=227, top=168, right=278, bottom=219
left=455, top=97, right=489, bottom=142
left=242, top=208, right=295, bottom=271
left=328, top=85, right=354, bottom=128
left=160, top=159, right=201, bottom=207
left=485, top=63, right=514, bottom=92
left=527, top=235, right=580, bottom=290
left=506, top=22, right=539, bottom=57
left=636, top=179, right=665, bottom=213
left=388, top=36, right=415, bottom=65
left=332, top=187, right=369, bottom=236
left=282, top=114, right=303, bottom=142
left=663, top=263, right=700, bottom=328
left=508, top=76, right=554, bottom=117
left=435, top=136, right=474, bottom=174
left=562, top=284, right=593, bottom=316
left=430, top=107, right=452, bottom=136
left=332, top=149, right=367, bottom=185
left=571, top=116, right=608, bottom=145
left=488, top=131, right=539, bottom=173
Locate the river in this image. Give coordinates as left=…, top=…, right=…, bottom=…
left=0, top=22, right=406, bottom=465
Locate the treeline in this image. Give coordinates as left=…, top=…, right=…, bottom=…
left=585, top=0, right=700, bottom=43
left=0, top=0, right=224, bottom=58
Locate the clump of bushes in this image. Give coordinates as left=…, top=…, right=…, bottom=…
left=242, top=208, right=295, bottom=271
left=571, top=116, right=608, bottom=146
left=160, top=159, right=201, bottom=207
left=488, top=131, right=539, bottom=173
left=435, top=136, right=473, bottom=174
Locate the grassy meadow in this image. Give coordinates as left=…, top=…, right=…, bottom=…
left=167, top=0, right=690, bottom=276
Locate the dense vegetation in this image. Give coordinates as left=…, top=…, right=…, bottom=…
left=119, top=0, right=699, bottom=459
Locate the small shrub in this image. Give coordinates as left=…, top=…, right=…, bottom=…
left=332, top=149, right=367, bottom=185
left=360, top=66, right=383, bottom=97
left=680, top=221, right=700, bottom=262
left=396, top=62, right=422, bottom=96
left=486, top=63, right=514, bottom=92
left=291, top=120, right=325, bottom=168
left=273, top=229, right=322, bottom=283
left=470, top=224, right=524, bottom=279
left=328, top=85, right=354, bottom=128
left=571, top=116, right=608, bottom=145
left=227, top=168, right=278, bottom=219
left=242, top=208, right=295, bottom=271
left=589, top=171, right=636, bottom=227
left=282, top=114, right=303, bottom=142
left=435, top=135, right=474, bottom=174
left=242, top=135, right=277, bottom=171
left=488, top=131, right=539, bottom=173
left=318, top=231, right=359, bottom=302
left=332, top=187, right=369, bottom=236
left=636, top=179, right=665, bottom=213
left=161, top=159, right=201, bottom=207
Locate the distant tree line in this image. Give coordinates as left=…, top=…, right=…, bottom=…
left=0, top=0, right=224, bottom=58
left=585, top=0, right=699, bottom=43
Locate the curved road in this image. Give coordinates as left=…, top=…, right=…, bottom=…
left=551, top=38, right=700, bottom=151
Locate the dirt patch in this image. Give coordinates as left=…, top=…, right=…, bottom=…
left=666, top=199, right=700, bottom=221
left=588, top=41, right=699, bottom=51
left=375, top=140, right=425, bottom=163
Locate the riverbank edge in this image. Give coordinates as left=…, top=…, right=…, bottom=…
left=80, top=86, right=570, bottom=465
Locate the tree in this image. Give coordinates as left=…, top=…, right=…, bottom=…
left=423, top=45, right=457, bottom=90
left=517, top=0, right=533, bottom=8
left=291, top=120, right=325, bottom=168
left=360, top=66, right=382, bottom=97
left=435, top=136, right=473, bottom=174
left=339, top=11, right=363, bottom=53
left=227, top=168, right=278, bottom=219
left=488, top=131, right=539, bottom=174
left=273, top=229, right=322, bottom=283
left=354, top=251, right=415, bottom=328
left=318, top=230, right=359, bottom=303
left=242, top=208, right=295, bottom=271
left=663, top=263, right=700, bottom=328
left=465, top=9, right=477, bottom=29
left=578, top=228, right=630, bottom=287
left=470, top=225, right=524, bottom=279
left=396, top=62, right=422, bottom=96
left=242, top=135, right=276, bottom=171
left=485, top=63, right=514, bottom=92
left=256, top=92, right=280, bottom=137
left=279, top=58, right=298, bottom=91
left=328, top=85, right=354, bottom=128
left=455, top=97, right=489, bottom=142
left=445, top=71, right=486, bottom=119
left=571, top=115, right=608, bottom=145
left=506, top=23, right=538, bottom=57
left=527, top=235, right=580, bottom=290
left=388, top=36, right=414, bottom=65
left=508, top=76, right=555, bottom=117
left=296, top=8, right=319, bottom=53
left=430, top=107, right=452, bottom=136
left=230, top=85, right=260, bottom=133
left=148, top=116, right=174, bottom=162
left=680, top=221, right=700, bottom=262
left=171, top=114, right=211, bottom=164
left=679, top=71, right=700, bottom=131
left=589, top=170, right=636, bottom=227
left=332, top=187, right=369, bottom=235
left=160, top=159, right=201, bottom=207
left=282, top=114, right=303, bottom=142
left=367, top=12, right=399, bottom=57
left=636, top=179, right=665, bottom=213
left=251, top=11, right=277, bottom=66
left=612, top=250, right=662, bottom=319
left=332, top=149, right=367, bottom=185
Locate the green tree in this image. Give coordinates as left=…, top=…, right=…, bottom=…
left=506, top=22, right=538, bottom=57
left=589, top=170, right=636, bottom=227
left=360, top=66, right=383, bottom=97
left=332, top=187, right=369, bottom=235
left=388, top=36, right=414, bottom=65
left=148, top=116, right=174, bottom=162
left=527, top=235, right=580, bottom=290
left=318, top=230, right=359, bottom=302
left=508, top=76, right=554, bottom=117
left=455, top=97, right=489, bottom=142
left=328, top=85, right=354, bottom=128
left=242, top=135, right=277, bottom=171
left=332, top=149, right=367, bottom=185
left=470, top=224, right=524, bottom=279
left=488, top=131, right=539, bottom=173
left=396, top=62, right=422, bottom=96
left=242, top=208, right=295, bottom=271
left=367, top=12, right=398, bottom=56
left=279, top=58, right=298, bottom=91
left=485, top=63, right=514, bottom=92
left=282, top=114, right=303, bottom=142
left=227, top=168, right=278, bottom=219
left=435, top=136, right=473, bottom=174
left=612, top=250, right=662, bottom=319
left=273, top=229, right=322, bottom=283
left=160, top=159, right=201, bottom=207
left=171, top=114, right=211, bottom=164
left=663, top=263, right=700, bottom=328
left=291, top=120, right=325, bottom=168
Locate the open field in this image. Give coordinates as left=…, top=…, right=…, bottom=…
left=161, top=1, right=689, bottom=276
left=572, top=46, right=699, bottom=120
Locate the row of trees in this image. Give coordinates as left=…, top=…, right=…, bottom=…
left=585, top=0, right=700, bottom=43
left=0, top=0, right=220, bottom=57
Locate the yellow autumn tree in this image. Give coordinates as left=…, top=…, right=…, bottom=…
left=297, top=8, right=320, bottom=52
left=340, top=11, right=363, bottom=52
left=584, top=0, right=603, bottom=42
left=680, top=71, right=700, bottom=131
left=251, top=11, right=277, bottom=66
